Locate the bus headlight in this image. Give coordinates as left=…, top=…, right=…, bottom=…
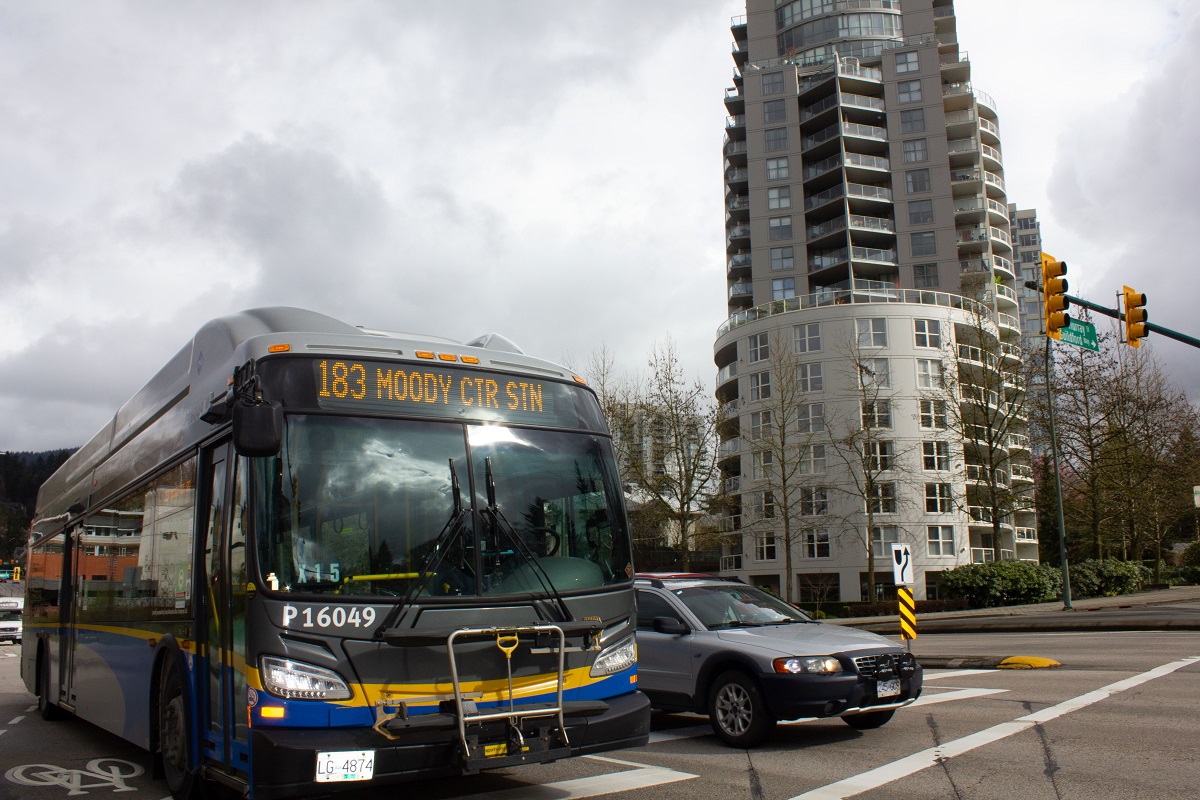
left=590, top=636, right=636, bottom=677
left=261, top=656, right=352, bottom=700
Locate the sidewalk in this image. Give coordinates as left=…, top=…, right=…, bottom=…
left=830, top=584, right=1200, bottom=633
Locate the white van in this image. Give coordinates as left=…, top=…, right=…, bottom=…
left=0, top=597, right=22, bottom=645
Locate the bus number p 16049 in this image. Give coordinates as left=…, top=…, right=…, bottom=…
left=282, top=605, right=377, bottom=630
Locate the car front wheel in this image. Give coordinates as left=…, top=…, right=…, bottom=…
left=842, top=709, right=895, bottom=730
left=708, top=670, right=775, bottom=747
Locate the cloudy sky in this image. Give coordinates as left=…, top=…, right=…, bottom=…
left=1, top=0, right=1196, bottom=453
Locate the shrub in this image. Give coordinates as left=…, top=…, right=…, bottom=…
left=1068, top=559, right=1144, bottom=597
left=1181, top=541, right=1200, bottom=569
left=938, top=561, right=1060, bottom=608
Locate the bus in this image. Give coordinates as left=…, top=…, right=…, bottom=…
left=22, top=307, right=648, bottom=799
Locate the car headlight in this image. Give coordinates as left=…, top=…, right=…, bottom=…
left=260, top=656, right=352, bottom=700
left=590, top=636, right=637, bottom=677
left=773, top=656, right=843, bottom=675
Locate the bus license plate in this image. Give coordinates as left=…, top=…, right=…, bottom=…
left=877, top=679, right=901, bottom=698
left=315, top=750, right=375, bottom=783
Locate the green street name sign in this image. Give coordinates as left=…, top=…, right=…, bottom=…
left=1060, top=319, right=1099, bottom=351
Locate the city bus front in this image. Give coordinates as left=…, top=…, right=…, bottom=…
left=231, top=357, right=648, bottom=797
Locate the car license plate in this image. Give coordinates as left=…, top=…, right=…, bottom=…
left=315, top=750, right=374, bottom=783
left=877, top=678, right=901, bottom=698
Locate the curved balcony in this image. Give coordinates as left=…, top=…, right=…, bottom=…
left=978, top=116, right=1000, bottom=144
left=716, top=361, right=738, bottom=391
left=966, top=465, right=1010, bottom=487
left=984, top=170, right=1006, bottom=198
left=974, top=87, right=999, bottom=117
left=969, top=505, right=1014, bottom=528
left=992, top=255, right=1015, bottom=281
left=727, top=252, right=752, bottom=278
left=998, top=312, right=1021, bottom=337
left=1007, top=434, right=1032, bottom=453
left=1000, top=342, right=1023, bottom=363
left=718, top=437, right=742, bottom=463
left=981, top=143, right=1003, bottom=170
left=716, top=286, right=994, bottom=338
left=1015, top=526, right=1038, bottom=543
left=995, top=282, right=1018, bottom=309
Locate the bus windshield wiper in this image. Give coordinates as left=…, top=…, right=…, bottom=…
left=375, top=458, right=469, bottom=638
left=482, top=457, right=574, bottom=623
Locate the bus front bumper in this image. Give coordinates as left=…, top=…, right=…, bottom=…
left=248, top=690, right=651, bottom=800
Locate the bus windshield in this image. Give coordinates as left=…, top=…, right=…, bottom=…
left=254, top=414, right=633, bottom=598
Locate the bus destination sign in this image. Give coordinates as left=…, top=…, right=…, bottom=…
left=311, top=359, right=580, bottom=427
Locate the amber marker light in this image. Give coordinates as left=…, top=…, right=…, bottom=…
left=461, top=356, right=480, bottom=364
left=267, top=344, right=291, bottom=353
left=437, top=353, right=458, bottom=362
left=415, top=351, right=435, bottom=360
left=260, top=706, right=285, bottom=719
left=573, top=375, right=587, bottom=385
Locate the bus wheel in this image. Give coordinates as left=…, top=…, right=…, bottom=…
left=37, top=651, right=63, bottom=721
left=158, top=663, right=199, bottom=800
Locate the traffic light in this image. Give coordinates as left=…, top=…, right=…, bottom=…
left=1041, top=252, right=1070, bottom=339
left=1123, top=285, right=1149, bottom=347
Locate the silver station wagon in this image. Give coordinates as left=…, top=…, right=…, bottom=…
left=635, top=574, right=922, bottom=747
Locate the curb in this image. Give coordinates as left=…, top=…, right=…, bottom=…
left=916, top=655, right=1060, bottom=669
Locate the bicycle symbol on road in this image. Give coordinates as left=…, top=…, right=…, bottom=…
left=5, top=758, right=144, bottom=795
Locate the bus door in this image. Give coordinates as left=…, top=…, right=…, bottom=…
left=60, top=525, right=85, bottom=708
left=199, top=443, right=251, bottom=776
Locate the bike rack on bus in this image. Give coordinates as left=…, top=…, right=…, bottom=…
left=379, top=621, right=605, bottom=773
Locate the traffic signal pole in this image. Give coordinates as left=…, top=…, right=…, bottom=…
left=1043, top=332, right=1072, bottom=611
left=1066, top=294, right=1200, bottom=350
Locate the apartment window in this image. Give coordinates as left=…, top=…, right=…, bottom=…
left=925, top=483, right=953, bottom=513
left=914, top=263, right=940, bottom=288
left=1021, top=250, right=1040, bottom=264
left=769, top=216, right=793, bottom=240
left=794, top=322, right=822, bottom=353
left=911, top=231, right=937, bottom=257
left=749, top=410, right=772, bottom=440
left=750, top=370, right=771, bottom=401
left=763, top=99, right=786, bottom=123
left=797, top=402, right=825, bottom=433
left=920, top=399, right=948, bottom=429
left=871, top=525, right=899, bottom=557
left=757, top=490, right=776, bottom=519
left=800, top=487, right=828, bottom=516
left=799, top=444, right=827, bottom=475
left=752, top=450, right=773, bottom=480
left=1019, top=233, right=1040, bottom=247
left=748, top=332, right=770, bottom=363
left=906, top=168, right=931, bottom=193
left=867, top=482, right=897, bottom=514
left=902, top=138, right=928, bottom=163
left=755, top=533, right=777, bottom=561
left=916, top=358, right=943, bottom=389
left=771, top=246, right=794, bottom=271
left=803, top=529, right=831, bottom=559
left=762, top=72, right=784, bottom=95
left=927, top=525, right=955, bottom=556
left=865, top=440, right=895, bottom=472
left=923, top=440, right=950, bottom=471
left=900, top=108, right=925, bottom=133
left=798, top=362, right=823, bottom=392
left=856, top=318, right=888, bottom=347
left=914, top=319, right=942, bottom=348
left=765, top=127, right=789, bottom=151
left=772, top=277, right=796, bottom=300
left=862, top=400, right=893, bottom=429
left=766, top=157, right=790, bottom=180
left=908, top=199, right=934, bottom=225
left=860, top=357, right=891, bottom=389
left=1017, top=216, right=1038, bottom=230
left=768, top=186, right=791, bottom=209
left=898, top=79, right=922, bottom=103
left=895, top=51, right=919, bottom=74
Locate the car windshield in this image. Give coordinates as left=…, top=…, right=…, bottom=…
left=254, top=414, right=633, bottom=598
left=674, top=584, right=813, bottom=629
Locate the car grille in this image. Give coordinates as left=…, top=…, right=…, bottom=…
left=854, top=652, right=917, bottom=678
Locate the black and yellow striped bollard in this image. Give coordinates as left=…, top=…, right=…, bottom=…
left=897, top=586, right=916, bottom=647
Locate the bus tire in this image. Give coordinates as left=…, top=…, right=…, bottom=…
left=37, top=650, right=63, bottom=721
left=157, top=660, right=199, bottom=800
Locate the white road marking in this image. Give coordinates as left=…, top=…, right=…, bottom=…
left=789, top=655, right=1200, bottom=800
left=454, top=758, right=696, bottom=800
left=7, top=716, right=23, bottom=725
left=921, top=669, right=996, bottom=681
left=909, top=688, right=1008, bottom=706
left=648, top=724, right=712, bottom=743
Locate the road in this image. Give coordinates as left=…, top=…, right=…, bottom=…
left=2, top=631, right=1199, bottom=800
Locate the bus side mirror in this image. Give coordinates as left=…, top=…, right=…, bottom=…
left=232, top=399, right=283, bottom=457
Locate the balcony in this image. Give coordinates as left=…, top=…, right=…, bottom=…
left=1011, top=461, right=1035, bottom=480
left=978, top=116, right=1000, bottom=142
left=726, top=224, right=750, bottom=247
left=728, top=280, right=754, bottom=302
left=804, top=153, right=843, bottom=181
left=1015, top=527, right=1038, bottom=543
left=841, top=92, right=885, bottom=113
left=843, top=122, right=887, bottom=141
left=805, top=183, right=846, bottom=211
left=844, top=152, right=890, bottom=173
left=718, top=438, right=741, bottom=461
left=984, top=170, right=1006, bottom=197
left=848, top=214, right=895, bottom=234
left=716, top=361, right=738, bottom=388
left=727, top=252, right=752, bottom=277
left=725, top=166, right=748, bottom=184
left=968, top=505, right=1012, bottom=527
left=809, top=247, right=849, bottom=272
left=998, top=312, right=1020, bottom=336
left=846, top=182, right=892, bottom=202
left=995, top=282, right=1018, bottom=308
left=992, top=255, right=1015, bottom=279
left=726, top=195, right=750, bottom=219
left=970, top=548, right=995, bottom=564
left=720, top=554, right=744, bottom=572
left=723, top=476, right=741, bottom=494
left=851, top=246, right=897, bottom=266
left=802, top=123, right=841, bottom=152
left=800, top=94, right=840, bottom=123
left=726, top=114, right=746, bottom=138
left=981, top=143, right=1003, bottom=169
left=724, top=139, right=748, bottom=163
left=808, top=216, right=848, bottom=242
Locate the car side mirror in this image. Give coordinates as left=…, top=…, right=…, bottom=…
left=652, top=616, right=690, bottom=636
left=232, top=399, right=283, bottom=457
